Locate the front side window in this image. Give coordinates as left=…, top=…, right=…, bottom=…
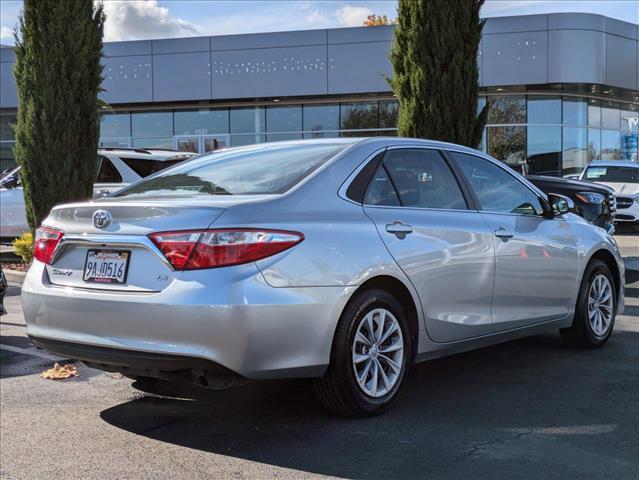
left=116, top=143, right=344, bottom=198
left=96, top=156, right=122, bottom=183
left=450, top=152, right=543, bottom=216
left=364, top=149, right=467, bottom=210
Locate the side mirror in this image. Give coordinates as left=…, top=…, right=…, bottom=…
left=547, top=193, right=574, bottom=217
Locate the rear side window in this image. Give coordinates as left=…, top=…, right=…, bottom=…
left=96, top=156, right=122, bottom=183
left=450, top=152, right=543, bottom=215
left=117, top=143, right=345, bottom=198
left=121, top=157, right=185, bottom=178
left=365, top=148, right=467, bottom=210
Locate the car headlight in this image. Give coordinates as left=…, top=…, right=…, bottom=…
left=575, top=192, right=605, bottom=204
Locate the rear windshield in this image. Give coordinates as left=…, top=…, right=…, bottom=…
left=121, top=157, right=186, bottom=177
left=116, top=143, right=345, bottom=198
left=584, top=166, right=638, bottom=183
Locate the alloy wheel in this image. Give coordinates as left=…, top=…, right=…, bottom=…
left=588, top=274, right=614, bottom=337
left=351, top=308, right=404, bottom=398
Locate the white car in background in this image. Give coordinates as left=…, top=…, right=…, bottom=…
left=0, top=148, right=196, bottom=242
left=580, top=161, right=639, bottom=225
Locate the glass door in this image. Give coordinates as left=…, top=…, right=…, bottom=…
left=203, top=135, right=229, bottom=152
left=174, top=136, right=199, bottom=153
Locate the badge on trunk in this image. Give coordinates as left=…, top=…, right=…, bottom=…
left=93, top=210, right=112, bottom=229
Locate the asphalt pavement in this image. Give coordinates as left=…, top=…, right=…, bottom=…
left=1, top=234, right=638, bottom=479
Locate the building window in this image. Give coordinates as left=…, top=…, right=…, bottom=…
left=0, top=115, right=16, bottom=141
left=303, top=104, right=339, bottom=136
left=174, top=109, right=229, bottom=136
left=230, top=107, right=265, bottom=134
left=340, top=102, right=378, bottom=131
left=601, top=104, right=620, bottom=130
left=562, top=97, right=587, bottom=126
left=588, top=128, right=601, bottom=162
left=621, top=109, right=638, bottom=132
left=527, top=97, right=561, bottom=124
left=487, top=96, right=525, bottom=124
left=100, top=112, right=131, bottom=138
left=487, top=126, right=526, bottom=173
left=527, top=126, right=561, bottom=176
left=379, top=100, right=398, bottom=129
left=230, top=134, right=265, bottom=147
left=266, top=105, right=302, bottom=134
left=601, top=130, right=622, bottom=160
left=132, top=137, right=174, bottom=149
left=562, top=127, right=587, bottom=176
left=131, top=111, right=172, bottom=138
left=588, top=100, right=601, bottom=128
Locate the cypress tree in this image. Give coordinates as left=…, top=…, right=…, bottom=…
left=13, top=0, right=105, bottom=231
left=389, top=0, right=487, bottom=148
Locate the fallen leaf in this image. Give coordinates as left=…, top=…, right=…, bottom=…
left=110, top=372, right=123, bottom=379
left=41, top=363, right=78, bottom=380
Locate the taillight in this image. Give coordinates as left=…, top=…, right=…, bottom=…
left=34, top=227, right=64, bottom=264
left=149, top=229, right=304, bottom=270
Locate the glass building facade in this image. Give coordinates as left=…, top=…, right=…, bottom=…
left=1, top=94, right=636, bottom=176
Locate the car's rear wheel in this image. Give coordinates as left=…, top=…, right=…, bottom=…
left=560, top=259, right=616, bottom=348
left=314, top=288, right=412, bottom=417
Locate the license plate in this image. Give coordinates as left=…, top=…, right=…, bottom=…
left=83, top=250, right=130, bottom=284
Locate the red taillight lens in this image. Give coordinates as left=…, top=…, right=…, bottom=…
left=34, top=227, right=64, bottom=265
left=149, top=229, right=304, bottom=270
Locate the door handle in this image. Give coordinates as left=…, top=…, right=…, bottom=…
left=96, top=189, right=110, bottom=197
left=494, top=227, right=514, bottom=239
left=386, top=221, right=413, bottom=238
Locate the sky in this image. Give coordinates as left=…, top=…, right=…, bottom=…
left=1, top=0, right=638, bottom=44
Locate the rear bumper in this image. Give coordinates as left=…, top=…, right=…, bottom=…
left=22, top=262, right=355, bottom=379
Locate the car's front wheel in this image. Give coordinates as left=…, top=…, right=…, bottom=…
left=560, top=259, right=616, bottom=348
left=314, top=288, right=412, bottom=417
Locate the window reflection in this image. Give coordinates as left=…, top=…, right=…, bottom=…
left=131, top=112, right=172, bottom=138
left=230, top=107, right=265, bottom=134
left=379, top=100, right=398, bottom=129
left=340, top=102, right=378, bottom=130
left=174, top=109, right=228, bottom=136
left=588, top=128, right=601, bottom=163
left=1, top=115, right=17, bottom=141
left=487, top=126, right=526, bottom=174
left=132, top=137, right=174, bottom=149
left=266, top=106, right=302, bottom=133
left=588, top=100, right=601, bottom=128
left=527, top=126, right=561, bottom=176
left=601, top=105, right=620, bottom=130
left=488, top=96, right=525, bottom=124
left=100, top=113, right=131, bottom=138
left=562, top=127, right=587, bottom=176
left=601, top=130, right=622, bottom=160
left=562, top=97, right=587, bottom=126
left=527, top=97, right=560, bottom=124
left=303, top=104, right=339, bottom=135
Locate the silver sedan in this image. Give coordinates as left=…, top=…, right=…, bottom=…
left=22, top=138, right=625, bottom=416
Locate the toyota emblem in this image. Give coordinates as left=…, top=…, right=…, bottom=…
left=93, top=210, right=112, bottom=229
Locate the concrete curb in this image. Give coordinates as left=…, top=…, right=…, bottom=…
left=3, top=269, right=27, bottom=285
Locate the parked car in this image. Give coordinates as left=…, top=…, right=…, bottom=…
left=22, top=139, right=625, bottom=417
left=526, top=175, right=616, bottom=232
left=580, top=161, right=639, bottom=226
left=0, top=148, right=197, bottom=242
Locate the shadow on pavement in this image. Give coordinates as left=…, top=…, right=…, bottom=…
left=101, top=330, right=639, bottom=479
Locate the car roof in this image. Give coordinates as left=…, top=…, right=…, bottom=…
left=584, top=160, right=639, bottom=169
left=98, top=147, right=198, bottom=161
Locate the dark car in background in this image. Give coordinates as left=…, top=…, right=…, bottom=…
left=527, top=175, right=616, bottom=232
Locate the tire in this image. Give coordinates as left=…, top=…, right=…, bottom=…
left=560, top=259, right=616, bottom=348
left=314, top=288, right=413, bottom=417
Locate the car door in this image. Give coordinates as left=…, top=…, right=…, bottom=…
left=93, top=155, right=124, bottom=197
left=362, top=147, right=495, bottom=343
left=448, top=151, right=579, bottom=330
